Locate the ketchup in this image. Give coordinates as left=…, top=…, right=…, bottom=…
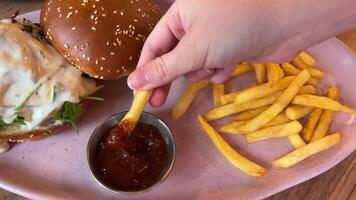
left=94, top=121, right=168, bottom=191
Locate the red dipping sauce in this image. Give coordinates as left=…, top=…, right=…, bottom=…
left=94, top=121, right=168, bottom=191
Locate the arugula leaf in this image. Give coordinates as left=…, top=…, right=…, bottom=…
left=55, top=101, right=82, bottom=133
left=0, top=115, right=26, bottom=128
left=81, top=96, right=104, bottom=101
left=12, top=116, right=26, bottom=126
left=0, top=120, right=9, bottom=128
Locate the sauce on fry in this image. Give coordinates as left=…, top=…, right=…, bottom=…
left=94, top=121, right=168, bottom=191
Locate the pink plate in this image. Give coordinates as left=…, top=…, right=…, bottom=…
left=0, top=6, right=356, bottom=200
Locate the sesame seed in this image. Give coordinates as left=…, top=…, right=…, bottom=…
left=83, top=54, right=86, bottom=58
left=75, top=10, right=79, bottom=14
left=59, top=13, right=63, bottom=18
left=99, top=76, right=104, bottom=79
left=112, top=42, right=117, bottom=46
left=66, top=12, right=73, bottom=19
left=120, top=11, right=124, bottom=15
left=134, top=19, right=138, bottom=22
left=100, top=66, right=104, bottom=70
left=106, top=41, right=110, bottom=46
left=69, top=6, right=74, bottom=9
left=113, top=10, right=118, bottom=14
left=129, top=56, right=133, bottom=61
left=74, top=45, right=78, bottom=49
left=87, top=57, right=91, bottom=61
left=138, top=8, right=141, bottom=12
left=71, top=27, right=76, bottom=31
left=96, top=60, right=100, bottom=65
left=116, top=69, right=121, bottom=73
left=94, top=75, right=99, bottom=78
left=102, top=14, right=106, bottom=17
left=64, top=44, right=69, bottom=49
left=94, top=10, right=98, bottom=15
left=75, top=58, right=80, bottom=62
left=101, top=57, right=106, bottom=61
left=91, top=27, right=96, bottom=30
left=110, top=52, right=115, bottom=55
left=91, top=15, right=94, bottom=19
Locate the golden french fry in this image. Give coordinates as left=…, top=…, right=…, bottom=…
left=253, top=64, right=266, bottom=84
left=224, top=113, right=290, bottom=134
left=266, top=113, right=291, bottom=126
left=197, top=115, right=266, bottom=176
left=234, top=76, right=295, bottom=104
left=285, top=105, right=314, bottom=120
left=232, top=63, right=254, bottom=77
left=292, top=94, right=356, bottom=114
left=281, top=63, right=301, bottom=76
left=291, top=57, right=324, bottom=78
left=308, top=77, right=319, bottom=87
left=311, top=87, right=339, bottom=142
left=236, top=70, right=310, bottom=133
left=204, top=91, right=283, bottom=121
left=266, top=63, right=284, bottom=84
left=220, top=83, right=257, bottom=105
left=299, top=85, right=317, bottom=95
left=122, top=90, right=153, bottom=127
left=298, top=51, right=316, bottom=66
left=219, top=120, right=248, bottom=134
left=273, top=133, right=340, bottom=168
left=212, top=83, right=224, bottom=107
left=235, top=106, right=269, bottom=121
left=171, top=79, right=210, bottom=120
left=302, top=108, right=323, bottom=142
left=288, top=134, right=306, bottom=148
left=282, top=63, right=320, bottom=85
left=246, top=121, right=302, bottom=143
left=220, top=91, right=241, bottom=105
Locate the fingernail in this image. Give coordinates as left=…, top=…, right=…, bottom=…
left=127, top=69, right=148, bottom=90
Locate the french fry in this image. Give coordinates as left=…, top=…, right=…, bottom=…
left=232, top=63, right=254, bottom=77
left=281, top=63, right=301, bottom=76
left=219, top=120, right=248, bottom=134
left=299, top=85, right=317, bottom=95
left=282, top=63, right=319, bottom=86
left=292, top=94, right=356, bottom=114
left=197, top=115, right=266, bottom=176
left=246, top=121, right=302, bottom=143
left=253, top=64, right=266, bottom=84
left=220, top=83, right=257, bottom=105
left=235, top=106, right=269, bottom=121
left=236, top=70, right=310, bottom=133
left=311, top=87, right=339, bottom=141
left=285, top=105, right=314, bottom=120
left=212, top=83, right=224, bottom=107
left=234, top=76, right=295, bottom=104
left=267, top=63, right=284, bottom=84
left=266, top=113, right=291, bottom=126
left=223, top=113, right=290, bottom=134
left=121, top=90, right=153, bottom=129
left=298, top=51, right=316, bottom=66
left=273, top=133, right=340, bottom=168
left=302, top=108, right=323, bottom=142
left=288, top=134, right=306, bottom=148
left=220, top=91, right=240, bottom=105
left=204, top=91, right=283, bottom=121
left=171, top=79, right=210, bottom=120
left=291, top=57, right=325, bottom=78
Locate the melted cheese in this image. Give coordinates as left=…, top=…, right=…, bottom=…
left=0, top=21, right=96, bottom=131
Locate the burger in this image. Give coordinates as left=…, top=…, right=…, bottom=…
left=0, top=0, right=161, bottom=152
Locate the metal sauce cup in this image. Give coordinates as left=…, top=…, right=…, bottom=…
left=87, top=111, right=175, bottom=195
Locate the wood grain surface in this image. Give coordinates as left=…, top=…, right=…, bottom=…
left=0, top=1, right=355, bottom=200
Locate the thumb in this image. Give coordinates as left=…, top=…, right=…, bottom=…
left=128, top=31, right=206, bottom=90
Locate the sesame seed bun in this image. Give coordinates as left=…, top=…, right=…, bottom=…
left=40, top=0, right=161, bottom=80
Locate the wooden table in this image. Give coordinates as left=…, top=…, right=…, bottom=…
left=0, top=1, right=355, bottom=199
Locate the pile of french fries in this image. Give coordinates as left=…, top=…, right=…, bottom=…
left=171, top=52, right=355, bottom=177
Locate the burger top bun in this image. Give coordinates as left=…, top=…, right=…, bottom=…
left=40, top=0, right=161, bottom=80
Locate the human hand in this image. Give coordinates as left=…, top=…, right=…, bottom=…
left=127, top=0, right=356, bottom=107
